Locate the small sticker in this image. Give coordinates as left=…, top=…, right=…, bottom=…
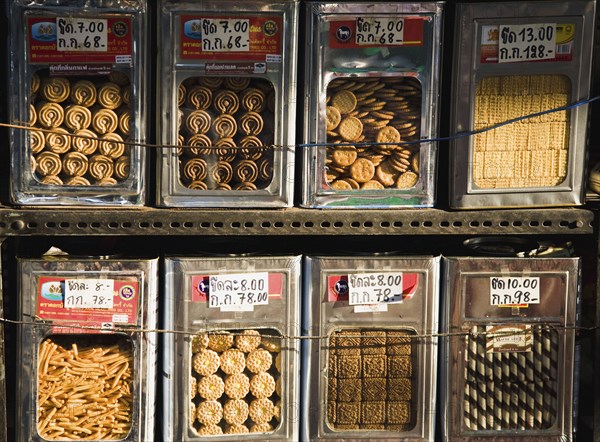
left=486, top=325, right=533, bottom=353
left=64, top=279, right=114, bottom=309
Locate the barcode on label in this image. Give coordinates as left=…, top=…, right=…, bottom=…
left=556, top=42, right=572, bottom=54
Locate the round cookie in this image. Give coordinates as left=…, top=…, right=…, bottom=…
left=349, top=158, right=375, bottom=184
left=338, top=116, right=363, bottom=142
left=326, top=106, right=342, bottom=131
left=192, top=349, right=220, bottom=376
left=332, top=148, right=357, bottom=167
left=220, top=349, right=246, bottom=375
left=251, top=423, right=274, bottom=433
left=396, top=171, right=419, bottom=188
left=250, top=372, right=276, bottom=399
left=331, top=90, right=357, bottom=114
left=249, top=398, right=275, bottom=424
left=224, top=373, right=250, bottom=399
left=376, top=126, right=401, bottom=144
left=208, top=332, right=234, bottom=352
left=196, top=400, right=223, bottom=425
left=225, top=424, right=250, bottom=434
left=246, top=349, right=273, bottom=373
left=197, top=424, right=223, bottom=435
left=235, top=329, right=262, bottom=353
left=197, top=374, right=225, bottom=400
left=191, top=333, right=209, bottom=353
left=223, top=399, right=250, bottom=425
left=330, top=179, right=353, bottom=191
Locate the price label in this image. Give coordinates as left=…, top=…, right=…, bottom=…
left=56, top=17, right=108, bottom=52
left=64, top=279, right=114, bottom=309
left=355, top=17, right=405, bottom=46
left=200, top=18, right=250, bottom=52
left=498, top=23, right=556, bottom=62
left=208, top=272, right=269, bottom=308
left=348, top=272, right=404, bottom=305
left=490, top=276, right=540, bottom=306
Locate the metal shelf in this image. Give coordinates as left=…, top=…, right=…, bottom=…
left=0, top=206, right=593, bottom=236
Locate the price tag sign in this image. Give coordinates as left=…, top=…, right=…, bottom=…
left=208, top=272, right=269, bottom=308
left=348, top=272, right=404, bottom=305
left=355, top=17, right=405, bottom=45
left=64, top=279, right=114, bottom=309
left=490, top=276, right=540, bottom=306
left=498, top=23, right=556, bottom=62
left=56, top=17, right=108, bottom=52
left=200, top=18, right=250, bottom=52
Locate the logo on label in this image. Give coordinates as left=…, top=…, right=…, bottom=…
left=119, top=285, right=135, bottom=301
left=112, top=21, right=129, bottom=38
left=334, top=279, right=349, bottom=296
left=263, top=20, right=278, bottom=36
left=335, top=25, right=352, bottom=43
left=40, top=281, right=64, bottom=301
left=183, top=20, right=203, bottom=40
left=31, top=22, right=57, bottom=42
left=198, top=278, right=210, bottom=296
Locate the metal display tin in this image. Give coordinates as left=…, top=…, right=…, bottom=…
left=9, top=0, right=148, bottom=206
left=441, top=257, right=580, bottom=441
left=157, top=0, right=299, bottom=208
left=16, top=256, right=159, bottom=441
left=301, top=2, right=444, bottom=208
left=163, top=255, right=301, bottom=440
left=302, top=256, right=440, bottom=440
left=449, top=1, right=596, bottom=209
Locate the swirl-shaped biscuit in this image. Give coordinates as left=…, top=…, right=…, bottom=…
left=97, top=82, right=122, bottom=109
left=192, top=333, right=209, bottom=353
left=95, top=177, right=117, bottom=186
left=64, top=105, right=92, bottom=131
left=246, top=349, right=272, bottom=373
left=239, top=112, right=263, bottom=136
left=213, top=90, right=239, bottom=115
left=121, top=87, right=131, bottom=106
left=178, top=83, right=186, bottom=107
left=234, top=160, right=259, bottom=183
left=220, top=349, right=246, bottom=375
left=115, top=156, right=130, bottom=180
left=186, top=110, right=211, bottom=135
left=216, top=183, right=232, bottom=190
left=208, top=332, right=234, bottom=352
left=88, top=154, right=114, bottom=180
left=42, top=77, right=70, bottom=103
left=189, top=180, right=208, bottom=190
left=30, top=129, right=45, bottom=154
left=209, top=160, right=234, bottom=184
left=117, top=107, right=131, bottom=136
left=72, top=129, right=98, bottom=155
left=199, top=77, right=224, bottom=90
left=41, top=175, right=63, bottom=185
left=192, top=349, right=220, bottom=376
left=36, top=102, right=64, bottom=128
left=62, top=151, right=89, bottom=177
left=214, top=137, right=236, bottom=161
left=35, top=152, right=62, bottom=176
left=197, top=374, right=225, bottom=401
left=235, top=182, right=257, bottom=190
left=98, top=133, right=125, bottom=159
left=239, top=136, right=264, bottom=161
left=235, top=330, right=261, bottom=352
left=30, top=104, right=37, bottom=126
left=225, top=424, right=249, bottom=434
left=249, top=398, right=275, bottom=424
left=251, top=423, right=274, bottom=433
left=212, top=114, right=237, bottom=138
left=224, top=373, right=250, bottom=399
left=224, top=77, right=250, bottom=92
left=108, top=70, right=130, bottom=87
left=187, top=85, right=212, bottom=110
left=70, top=80, right=97, bottom=107
left=31, top=72, right=40, bottom=95
left=240, top=88, right=266, bottom=112
left=257, top=158, right=273, bottom=183
left=46, top=127, right=71, bottom=154
left=223, top=399, right=249, bottom=425
left=250, top=372, right=276, bottom=399
left=92, top=108, right=119, bottom=134
left=64, top=176, right=91, bottom=186
left=182, top=158, right=208, bottom=182
left=196, top=401, right=223, bottom=425
left=187, top=134, right=213, bottom=156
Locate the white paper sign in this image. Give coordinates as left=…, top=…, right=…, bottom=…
left=64, top=279, right=114, bottom=309
left=200, top=18, right=250, bottom=52
left=56, top=18, right=108, bottom=52
left=348, top=272, right=404, bottom=305
left=498, top=23, right=556, bottom=62
left=208, top=272, right=269, bottom=309
left=355, top=17, right=405, bottom=45
left=490, top=276, right=540, bottom=306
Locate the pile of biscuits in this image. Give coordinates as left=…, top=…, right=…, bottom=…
left=177, top=77, right=275, bottom=191
left=327, top=329, right=416, bottom=432
left=29, top=70, right=131, bottom=186
left=190, top=329, right=282, bottom=435
left=325, top=77, right=421, bottom=191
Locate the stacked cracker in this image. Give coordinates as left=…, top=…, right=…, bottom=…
left=177, top=77, right=275, bottom=191
left=190, top=330, right=283, bottom=435
left=29, top=70, right=131, bottom=186
left=473, top=74, right=571, bottom=189
left=325, top=77, right=421, bottom=191
left=326, top=329, right=416, bottom=431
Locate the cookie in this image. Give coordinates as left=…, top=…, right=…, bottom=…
left=326, top=106, right=342, bottom=131
left=349, top=158, right=375, bottom=184
left=331, top=90, right=357, bottom=114
left=376, top=126, right=401, bottom=144
left=338, top=116, right=363, bottom=142
left=375, top=160, right=398, bottom=187
left=395, top=171, right=419, bottom=188
left=332, top=147, right=357, bottom=167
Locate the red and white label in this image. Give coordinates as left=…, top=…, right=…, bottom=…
left=329, top=17, right=424, bottom=49
left=327, top=273, right=419, bottom=303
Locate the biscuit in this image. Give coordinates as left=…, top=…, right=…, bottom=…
left=326, top=106, right=342, bottom=131
left=197, top=374, right=225, bottom=400
left=235, top=329, right=262, bottom=352
left=197, top=424, right=224, bottom=435
left=330, top=179, right=353, bottom=190
left=190, top=377, right=197, bottom=400
left=225, top=424, right=250, bottom=434
left=362, top=378, right=387, bottom=402
left=261, top=336, right=281, bottom=352
left=249, top=398, right=275, bottom=424
left=363, top=355, right=386, bottom=378
left=375, top=161, right=398, bottom=187
left=361, top=330, right=387, bottom=355
left=246, top=349, right=273, bottom=373
left=337, top=380, right=362, bottom=402
left=349, top=158, right=375, bottom=184
left=192, top=349, right=220, bottom=376
left=196, top=400, right=223, bottom=425
left=250, top=372, right=276, bottom=398
left=388, top=377, right=413, bottom=401
left=386, top=401, right=411, bottom=425
left=395, top=171, right=418, bottom=188
left=361, top=180, right=385, bottom=190
left=337, top=355, right=361, bottom=379
left=220, top=349, right=246, bottom=375
left=190, top=402, right=196, bottom=426
left=361, top=401, right=386, bottom=424
left=338, top=116, right=363, bottom=142
left=208, top=332, right=234, bottom=352
left=388, top=356, right=413, bottom=378
left=223, top=399, right=249, bottom=425
left=376, top=126, right=401, bottom=144
left=224, top=373, right=250, bottom=399
left=250, top=423, right=274, bottom=433
left=331, top=90, right=357, bottom=114
left=336, top=402, right=360, bottom=425
left=332, top=147, right=357, bottom=167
